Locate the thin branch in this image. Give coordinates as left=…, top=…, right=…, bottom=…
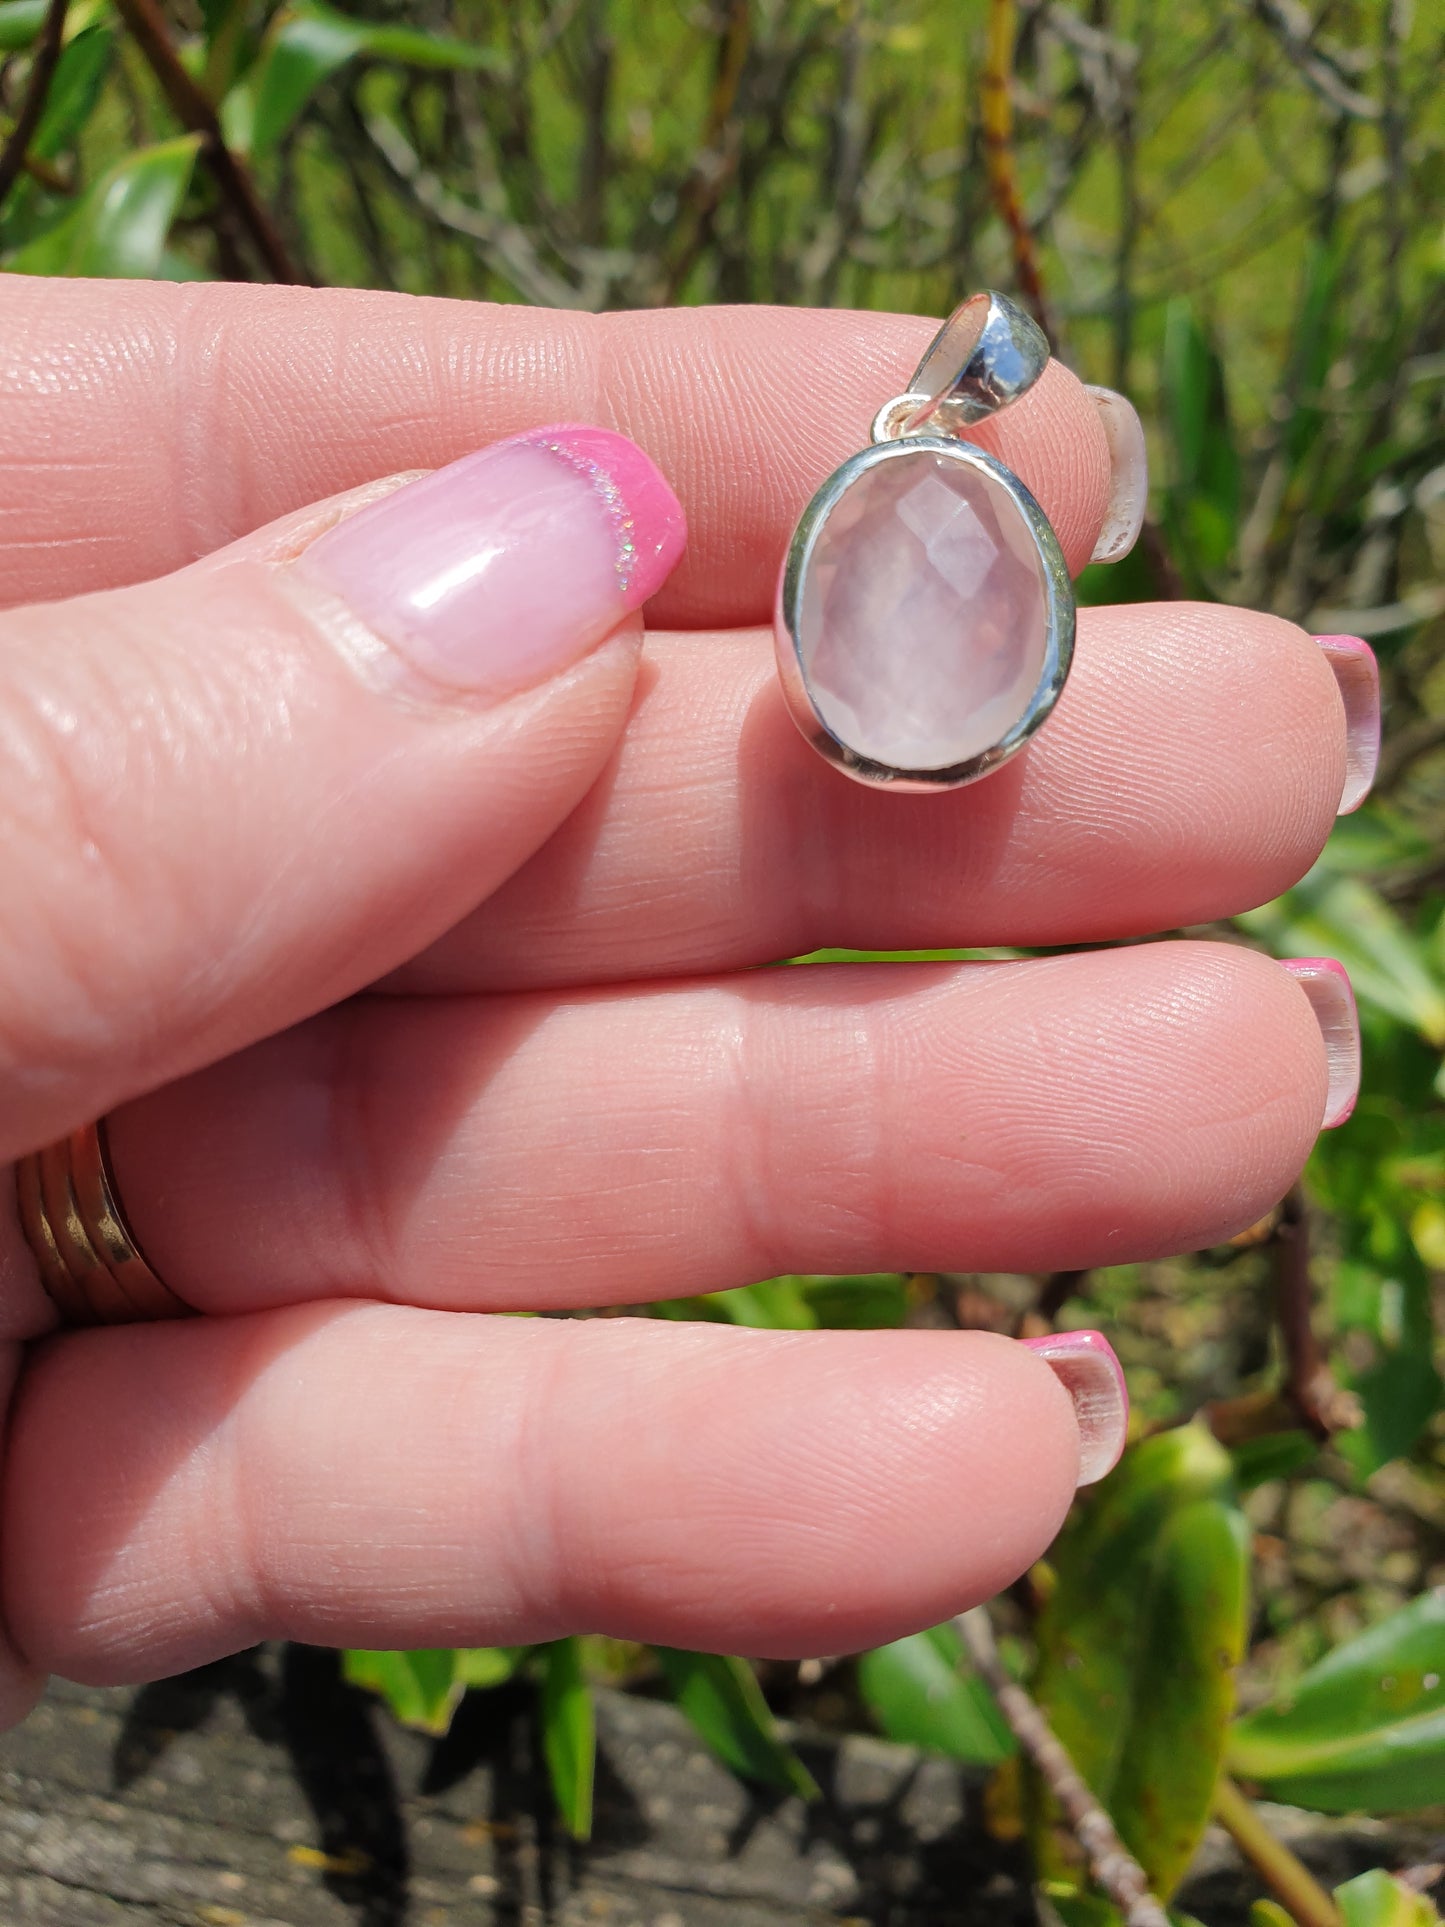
left=110, top=0, right=305, bottom=283
left=1035, top=1270, right=1089, bottom=1325
left=980, top=0, right=1054, bottom=343
left=0, top=0, right=69, bottom=213
left=1247, top=0, right=1381, bottom=121
left=955, top=1608, right=1170, bottom=1927
left=1212, top=1774, right=1344, bottom=1927
left=1274, top=1186, right=1363, bottom=1440
left=363, top=109, right=586, bottom=309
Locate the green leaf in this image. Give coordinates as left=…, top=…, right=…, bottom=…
left=800, top=1273, right=909, bottom=1329
left=658, top=1277, right=818, bottom=1328
left=1160, top=299, right=1240, bottom=586
left=1228, top=1430, right=1317, bottom=1491
left=343, top=1647, right=465, bottom=1735
left=541, top=1637, right=595, bottom=1841
left=456, top=1646, right=525, bottom=1689
left=235, top=0, right=497, bottom=158
left=1042, top=1892, right=1206, bottom=1927
left=1336, top=1870, right=1442, bottom=1927
left=858, top=1623, right=1015, bottom=1765
left=1229, top=1589, right=1445, bottom=1813
left=32, top=23, right=112, bottom=162
left=1031, top=1426, right=1250, bottom=1900
left=6, top=134, right=199, bottom=277
left=0, top=0, right=46, bottom=52
left=1251, top=1905, right=1298, bottom=1927
left=1240, top=873, right=1445, bottom=1047
left=653, top=1648, right=818, bottom=1798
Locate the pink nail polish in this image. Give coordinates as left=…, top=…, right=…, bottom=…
left=1314, top=636, right=1380, bottom=814
left=297, top=424, right=686, bottom=699
left=1277, top=958, right=1361, bottom=1129
left=1021, top=1330, right=1128, bottom=1485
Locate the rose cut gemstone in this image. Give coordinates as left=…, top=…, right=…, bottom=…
left=795, top=447, right=1051, bottom=772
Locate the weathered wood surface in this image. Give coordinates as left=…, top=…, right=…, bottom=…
left=0, top=1648, right=1435, bottom=1925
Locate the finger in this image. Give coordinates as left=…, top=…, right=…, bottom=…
left=109, top=943, right=1343, bottom=1315
left=0, top=429, right=683, bottom=1161
left=0, top=280, right=1110, bottom=622
left=4, top=1308, right=1084, bottom=1682
left=390, top=605, right=1354, bottom=993
left=0, top=1340, right=46, bottom=1724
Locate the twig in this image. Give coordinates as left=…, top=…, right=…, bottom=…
left=363, top=109, right=586, bottom=309
left=656, top=0, right=750, bottom=304
left=1035, top=1270, right=1089, bottom=1325
left=1212, top=1774, right=1344, bottom=1927
left=1274, top=1187, right=1363, bottom=1440
left=955, top=1608, right=1170, bottom=1927
left=1248, top=0, right=1381, bottom=121
left=0, top=0, right=69, bottom=213
left=980, top=0, right=1054, bottom=344
left=109, top=0, right=305, bottom=283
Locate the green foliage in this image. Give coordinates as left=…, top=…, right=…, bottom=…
left=1030, top=1427, right=1250, bottom=1901
left=857, top=1622, right=1015, bottom=1766
left=226, top=0, right=497, bottom=160
left=1160, top=301, right=1241, bottom=591
left=32, top=25, right=113, bottom=163
left=652, top=1648, right=817, bottom=1798
left=1336, top=1870, right=1444, bottom=1927
left=0, top=0, right=45, bottom=52
left=1230, top=1589, right=1445, bottom=1813
left=7, top=135, right=200, bottom=278
left=344, top=1647, right=473, bottom=1735
left=540, top=1637, right=595, bottom=1842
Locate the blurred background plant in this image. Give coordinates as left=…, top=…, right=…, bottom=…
left=3, top=0, right=1444, bottom=1919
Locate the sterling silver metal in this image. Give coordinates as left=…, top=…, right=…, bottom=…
left=773, top=288, right=1075, bottom=793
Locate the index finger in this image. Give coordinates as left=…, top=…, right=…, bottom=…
left=0, top=280, right=1110, bottom=624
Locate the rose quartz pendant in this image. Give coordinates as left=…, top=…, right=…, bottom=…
left=774, top=292, right=1075, bottom=791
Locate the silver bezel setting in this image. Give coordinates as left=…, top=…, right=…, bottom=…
left=773, top=436, right=1075, bottom=793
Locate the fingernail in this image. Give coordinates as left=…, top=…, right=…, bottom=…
left=1277, top=958, right=1361, bottom=1129
left=297, top=424, right=686, bottom=699
left=1083, top=385, right=1148, bottom=565
left=1021, top=1330, right=1128, bottom=1485
left=1314, top=636, right=1380, bottom=814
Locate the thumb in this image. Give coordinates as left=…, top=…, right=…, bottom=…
left=0, top=426, right=685, bottom=1159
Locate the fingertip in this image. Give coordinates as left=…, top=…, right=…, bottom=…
left=968, top=359, right=1113, bottom=576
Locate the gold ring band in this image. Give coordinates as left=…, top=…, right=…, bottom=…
left=15, top=1121, right=194, bottom=1325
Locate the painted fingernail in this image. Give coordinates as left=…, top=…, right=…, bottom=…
left=1083, top=385, right=1148, bottom=565
left=1278, top=958, right=1361, bottom=1128
left=298, top=424, right=686, bottom=699
left=1314, top=636, right=1380, bottom=814
left=1021, top=1330, right=1128, bottom=1485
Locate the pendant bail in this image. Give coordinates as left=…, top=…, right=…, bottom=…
left=871, top=290, right=1050, bottom=446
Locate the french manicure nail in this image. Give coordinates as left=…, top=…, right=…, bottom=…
left=1278, top=958, right=1361, bottom=1128
left=1083, top=385, right=1148, bottom=566
left=1021, top=1330, right=1128, bottom=1485
left=1314, top=636, right=1380, bottom=814
left=297, top=424, right=686, bottom=699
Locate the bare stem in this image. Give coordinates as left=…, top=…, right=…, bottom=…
left=110, top=0, right=305, bottom=283
left=1274, top=1187, right=1362, bottom=1440
left=1212, top=1774, right=1343, bottom=1927
left=955, top=1607, right=1170, bottom=1927
left=980, top=0, right=1053, bottom=342
left=0, top=0, right=69, bottom=212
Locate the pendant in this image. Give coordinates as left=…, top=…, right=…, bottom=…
left=773, top=290, right=1075, bottom=792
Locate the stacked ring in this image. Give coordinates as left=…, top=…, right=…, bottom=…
left=15, top=1122, right=193, bottom=1325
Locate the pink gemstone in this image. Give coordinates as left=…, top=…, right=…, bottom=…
left=796, top=448, right=1050, bottom=771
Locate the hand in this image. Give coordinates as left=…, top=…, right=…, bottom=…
left=0, top=279, right=1361, bottom=1725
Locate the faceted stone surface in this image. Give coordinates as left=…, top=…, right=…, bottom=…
left=797, top=448, right=1050, bottom=771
